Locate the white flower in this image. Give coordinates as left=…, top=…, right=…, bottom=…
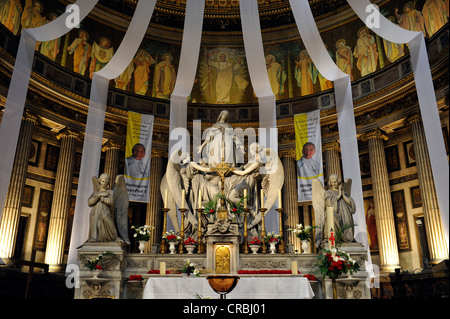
left=333, top=256, right=340, bottom=262
left=193, top=269, right=199, bottom=276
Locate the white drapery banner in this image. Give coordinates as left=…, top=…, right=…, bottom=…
left=288, top=0, right=372, bottom=276
left=239, top=0, right=278, bottom=154
left=0, top=0, right=99, bottom=230
left=66, top=0, right=157, bottom=268
left=168, top=0, right=205, bottom=158
left=347, top=0, right=449, bottom=254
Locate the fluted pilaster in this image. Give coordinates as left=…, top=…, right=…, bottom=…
left=102, top=140, right=124, bottom=187
left=0, top=112, right=39, bottom=259
left=323, top=141, right=342, bottom=182
left=362, top=129, right=400, bottom=272
left=146, top=149, right=166, bottom=250
left=406, top=114, right=448, bottom=263
left=280, top=149, right=300, bottom=253
left=45, top=128, right=82, bottom=271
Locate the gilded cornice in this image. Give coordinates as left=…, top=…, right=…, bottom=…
left=360, top=129, right=389, bottom=142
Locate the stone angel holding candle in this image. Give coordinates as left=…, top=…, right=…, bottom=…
left=88, top=173, right=130, bottom=245
left=312, top=174, right=356, bottom=248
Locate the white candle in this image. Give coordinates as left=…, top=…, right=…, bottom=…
left=291, top=261, right=298, bottom=275
left=244, top=189, right=247, bottom=209
left=160, top=262, right=166, bottom=275
left=181, top=189, right=185, bottom=209
left=164, top=189, right=168, bottom=208
left=278, top=190, right=282, bottom=209
left=198, top=189, right=202, bottom=209
left=326, top=206, right=334, bottom=236
left=260, top=189, right=264, bottom=208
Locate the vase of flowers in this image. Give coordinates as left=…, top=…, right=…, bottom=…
left=263, top=232, right=281, bottom=254
left=316, top=247, right=360, bottom=299
left=249, top=237, right=261, bottom=254
left=288, top=224, right=316, bottom=253
left=182, top=259, right=200, bottom=277
left=162, top=230, right=181, bottom=254
left=184, top=237, right=197, bottom=254
left=85, top=252, right=112, bottom=278
left=131, top=225, right=155, bottom=254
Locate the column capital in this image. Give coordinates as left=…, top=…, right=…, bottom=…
left=361, top=129, right=388, bottom=142
left=23, top=110, right=41, bottom=125
left=404, top=113, right=422, bottom=126
left=323, top=141, right=340, bottom=152
left=56, top=127, right=83, bottom=141
left=279, top=148, right=296, bottom=159
left=102, top=139, right=125, bottom=152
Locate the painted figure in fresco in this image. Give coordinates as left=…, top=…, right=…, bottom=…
left=39, top=13, right=60, bottom=61
left=318, top=44, right=334, bottom=91
left=67, top=30, right=91, bottom=76
left=422, top=0, right=448, bottom=37
left=155, top=52, right=176, bottom=99
left=207, top=51, right=248, bottom=104
left=133, top=49, right=155, bottom=96
left=20, top=0, right=44, bottom=29
left=294, top=50, right=318, bottom=96
left=395, top=2, right=426, bottom=35
left=115, top=60, right=134, bottom=90
left=353, top=27, right=378, bottom=77
left=365, top=200, right=378, bottom=250
left=383, top=16, right=405, bottom=63
left=89, top=37, right=114, bottom=79
left=265, top=54, right=287, bottom=98
left=335, top=39, right=353, bottom=81
left=1, top=0, right=22, bottom=35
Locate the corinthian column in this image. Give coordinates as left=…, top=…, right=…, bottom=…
left=405, top=114, right=448, bottom=263
left=146, top=149, right=166, bottom=250
left=323, top=141, right=342, bottom=182
left=361, top=129, right=400, bottom=272
left=0, top=112, right=40, bottom=259
left=102, top=140, right=124, bottom=187
left=45, top=128, right=82, bottom=271
left=280, top=149, right=301, bottom=253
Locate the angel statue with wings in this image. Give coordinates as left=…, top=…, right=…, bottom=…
left=312, top=174, right=356, bottom=248
left=87, top=173, right=130, bottom=245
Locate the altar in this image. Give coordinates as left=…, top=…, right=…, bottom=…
left=142, top=276, right=315, bottom=299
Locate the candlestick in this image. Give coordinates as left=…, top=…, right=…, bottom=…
left=243, top=189, right=247, bottom=209
left=196, top=208, right=204, bottom=254
left=278, top=190, right=282, bottom=209
left=260, top=189, right=264, bottom=208
left=179, top=208, right=187, bottom=254
left=259, top=207, right=267, bottom=254
left=181, top=189, right=185, bottom=209
left=160, top=208, right=170, bottom=254
left=276, top=208, right=286, bottom=254
left=164, top=189, right=168, bottom=207
left=243, top=208, right=249, bottom=254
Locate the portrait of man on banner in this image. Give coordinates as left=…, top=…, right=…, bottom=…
left=295, top=111, right=324, bottom=202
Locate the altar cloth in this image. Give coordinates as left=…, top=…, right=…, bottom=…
left=143, top=276, right=314, bottom=299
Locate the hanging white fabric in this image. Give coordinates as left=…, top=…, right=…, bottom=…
left=347, top=0, right=449, bottom=252
left=67, top=0, right=158, bottom=268
left=239, top=0, right=278, bottom=154
left=168, top=0, right=205, bottom=158
left=288, top=0, right=373, bottom=277
left=0, top=0, right=99, bottom=230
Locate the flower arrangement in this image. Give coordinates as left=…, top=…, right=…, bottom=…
left=131, top=224, right=155, bottom=241
left=162, top=230, right=181, bottom=242
left=238, top=270, right=294, bottom=275
left=288, top=224, right=317, bottom=241
left=249, top=237, right=261, bottom=245
left=184, top=237, right=197, bottom=246
left=316, top=247, right=360, bottom=279
left=85, top=251, right=113, bottom=271
left=203, top=194, right=219, bottom=215
left=182, top=259, right=200, bottom=277
left=223, top=195, right=247, bottom=215
left=263, top=231, right=281, bottom=243
left=303, top=274, right=316, bottom=281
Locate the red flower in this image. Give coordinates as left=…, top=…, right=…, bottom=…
left=95, top=264, right=102, bottom=270
left=209, top=209, right=215, bottom=213
left=167, top=234, right=177, bottom=241
left=232, top=208, right=237, bottom=212
left=304, top=274, right=316, bottom=281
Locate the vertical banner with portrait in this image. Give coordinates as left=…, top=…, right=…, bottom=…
left=125, top=111, right=154, bottom=203
left=295, top=110, right=324, bottom=202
